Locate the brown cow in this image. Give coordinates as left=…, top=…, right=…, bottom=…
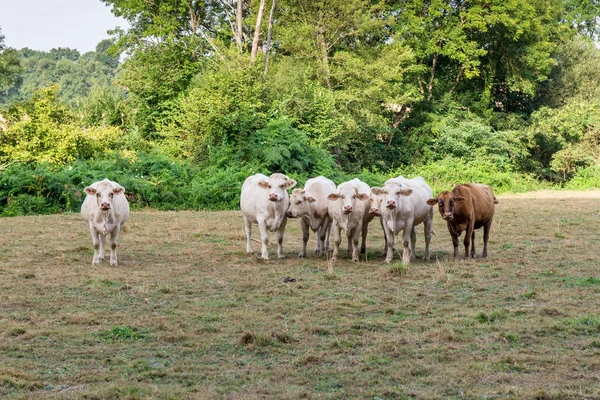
left=427, top=184, right=498, bottom=259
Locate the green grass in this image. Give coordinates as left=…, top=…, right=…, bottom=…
left=1, top=191, right=600, bottom=398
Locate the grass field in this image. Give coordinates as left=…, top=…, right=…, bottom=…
left=1, top=190, right=600, bottom=399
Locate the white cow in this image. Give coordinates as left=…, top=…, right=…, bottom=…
left=285, top=176, right=336, bottom=258
left=371, top=176, right=433, bottom=264
left=327, top=178, right=371, bottom=262
left=241, top=173, right=297, bottom=260
left=81, top=178, right=130, bottom=266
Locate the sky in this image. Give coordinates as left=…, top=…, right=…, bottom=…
left=0, top=0, right=128, bottom=53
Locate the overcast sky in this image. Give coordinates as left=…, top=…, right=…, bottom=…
left=0, top=0, right=128, bottom=53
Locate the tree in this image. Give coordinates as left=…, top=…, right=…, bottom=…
left=392, top=0, right=565, bottom=110
left=0, top=46, right=118, bottom=106
left=0, top=27, right=22, bottom=92
left=564, top=0, right=600, bottom=40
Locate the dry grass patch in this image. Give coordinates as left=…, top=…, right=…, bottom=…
left=1, top=193, right=600, bottom=398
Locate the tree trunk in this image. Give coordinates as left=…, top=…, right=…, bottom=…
left=427, top=53, right=438, bottom=101
left=317, top=28, right=331, bottom=89
left=449, top=65, right=465, bottom=95
left=263, top=0, right=276, bottom=80
left=236, top=0, right=243, bottom=52
left=251, top=0, right=267, bottom=63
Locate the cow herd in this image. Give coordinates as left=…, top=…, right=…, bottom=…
left=80, top=174, right=498, bottom=267
left=239, top=173, right=499, bottom=265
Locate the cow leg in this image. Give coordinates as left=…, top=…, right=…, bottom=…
left=448, top=223, right=459, bottom=259
left=384, top=224, right=396, bottom=264
left=360, top=221, right=368, bottom=254
left=331, top=222, right=341, bottom=262
left=324, top=218, right=332, bottom=251
left=276, top=218, right=287, bottom=259
left=347, top=233, right=353, bottom=258
left=482, top=221, right=492, bottom=258
left=299, top=218, right=309, bottom=258
left=244, top=216, right=253, bottom=254
left=379, top=218, right=388, bottom=257
left=314, top=226, right=321, bottom=255
left=423, top=214, right=432, bottom=261
left=464, top=223, right=474, bottom=259
left=90, top=226, right=101, bottom=265
left=470, top=230, right=476, bottom=259
left=410, top=227, right=417, bottom=261
left=317, top=221, right=328, bottom=258
left=109, top=227, right=120, bottom=266
left=99, top=234, right=106, bottom=261
left=352, top=223, right=362, bottom=262
left=257, top=219, right=270, bottom=260
left=401, top=221, right=413, bottom=265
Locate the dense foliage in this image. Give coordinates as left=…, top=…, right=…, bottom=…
left=0, top=0, right=599, bottom=215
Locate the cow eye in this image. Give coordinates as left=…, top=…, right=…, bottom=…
left=268, top=184, right=272, bottom=188
left=340, top=195, right=345, bottom=199
left=296, top=201, right=302, bottom=205
left=396, top=191, right=400, bottom=195
left=280, top=184, right=284, bottom=188
left=110, top=193, right=114, bottom=198
left=383, top=191, right=388, bottom=195
left=96, top=193, right=101, bottom=197
left=352, top=195, right=356, bottom=199
left=450, top=201, right=454, bottom=205
left=438, top=201, right=443, bottom=206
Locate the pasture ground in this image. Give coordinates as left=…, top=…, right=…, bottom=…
left=1, top=190, right=600, bottom=399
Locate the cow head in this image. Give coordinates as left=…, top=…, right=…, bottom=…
left=85, top=179, right=125, bottom=211
left=286, top=188, right=316, bottom=218
left=328, top=184, right=369, bottom=215
left=426, top=191, right=465, bottom=221
left=257, top=173, right=297, bottom=202
left=379, top=181, right=413, bottom=210
left=369, top=187, right=385, bottom=216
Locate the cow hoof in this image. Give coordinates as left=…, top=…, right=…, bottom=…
left=278, top=255, right=285, bottom=259
left=110, top=262, right=118, bottom=267
left=352, top=258, right=359, bottom=263
left=360, top=249, right=366, bottom=254
left=314, top=249, right=321, bottom=255
left=298, top=253, right=305, bottom=258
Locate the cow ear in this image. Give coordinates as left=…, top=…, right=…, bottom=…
left=357, top=193, right=370, bottom=201
left=371, top=187, right=383, bottom=195
left=113, top=186, right=125, bottom=195
left=306, top=196, right=317, bottom=203
left=258, top=180, right=269, bottom=189
left=291, top=188, right=304, bottom=196
left=426, top=198, right=438, bottom=206
left=400, top=188, right=413, bottom=196
left=327, top=193, right=340, bottom=201
left=454, top=196, right=466, bottom=203
left=285, top=179, right=297, bottom=189
left=85, top=186, right=97, bottom=195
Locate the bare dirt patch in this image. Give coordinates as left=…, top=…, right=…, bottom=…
left=1, top=193, right=600, bottom=398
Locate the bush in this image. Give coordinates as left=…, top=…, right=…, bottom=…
left=0, top=85, right=127, bottom=165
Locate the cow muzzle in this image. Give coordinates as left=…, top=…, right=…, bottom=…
left=101, top=202, right=111, bottom=210
left=369, top=208, right=380, bottom=215
left=442, top=213, right=453, bottom=221
left=268, top=193, right=279, bottom=202
left=285, top=210, right=294, bottom=217
left=342, top=206, right=353, bottom=214
left=386, top=200, right=396, bottom=209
